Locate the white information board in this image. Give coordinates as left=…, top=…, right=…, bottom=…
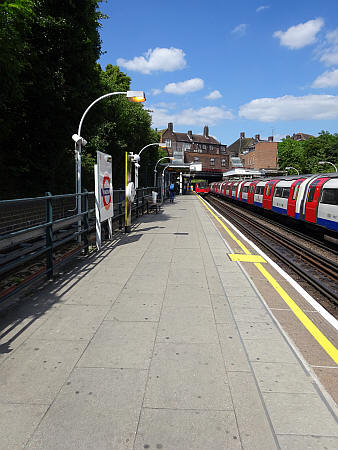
left=190, top=163, right=202, bottom=172
left=96, top=151, right=113, bottom=222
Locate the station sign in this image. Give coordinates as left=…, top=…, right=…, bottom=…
left=96, top=151, right=113, bottom=222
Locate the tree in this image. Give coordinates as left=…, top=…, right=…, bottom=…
left=0, top=0, right=103, bottom=198
left=278, top=132, right=338, bottom=174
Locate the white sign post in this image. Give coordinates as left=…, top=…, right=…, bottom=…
left=95, top=151, right=113, bottom=250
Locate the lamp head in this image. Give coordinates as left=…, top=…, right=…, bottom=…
left=135, top=163, right=140, bottom=169
left=127, top=91, right=146, bottom=103
left=318, top=161, right=325, bottom=165
left=158, top=143, right=167, bottom=149
left=72, top=134, right=87, bottom=146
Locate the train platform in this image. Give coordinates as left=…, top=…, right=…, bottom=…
left=0, top=194, right=337, bottom=449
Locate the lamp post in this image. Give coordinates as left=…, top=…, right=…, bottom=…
left=154, top=156, right=174, bottom=187
left=72, top=90, right=145, bottom=240
left=285, top=166, right=299, bottom=175
left=133, top=142, right=167, bottom=189
left=318, top=161, right=338, bottom=172
left=161, top=164, right=170, bottom=203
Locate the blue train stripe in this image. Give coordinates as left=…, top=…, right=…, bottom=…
left=317, top=217, right=338, bottom=231
left=272, top=205, right=287, bottom=215
left=254, top=201, right=263, bottom=207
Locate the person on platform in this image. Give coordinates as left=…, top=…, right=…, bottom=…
left=169, top=183, right=175, bottom=203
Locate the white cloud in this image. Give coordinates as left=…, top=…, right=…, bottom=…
left=151, top=105, right=234, bottom=128
left=151, top=88, right=162, bottom=95
left=205, top=90, right=222, bottom=100
left=312, top=69, right=338, bottom=88
left=317, top=29, right=338, bottom=66
left=273, top=18, right=324, bottom=49
left=154, top=102, right=177, bottom=110
left=232, top=24, right=247, bottom=36
left=164, top=78, right=204, bottom=95
left=256, top=5, right=270, bottom=12
left=239, top=94, right=338, bottom=122
left=117, top=47, right=186, bottom=74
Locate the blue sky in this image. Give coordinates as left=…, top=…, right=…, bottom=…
left=98, top=0, right=338, bottom=145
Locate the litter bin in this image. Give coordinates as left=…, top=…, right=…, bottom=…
left=152, top=191, right=158, bottom=204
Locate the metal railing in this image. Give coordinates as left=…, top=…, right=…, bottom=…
left=0, top=186, right=162, bottom=303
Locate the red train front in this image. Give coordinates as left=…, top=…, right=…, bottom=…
left=195, top=181, right=210, bottom=195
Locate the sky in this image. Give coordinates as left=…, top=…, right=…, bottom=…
left=98, top=0, right=338, bottom=145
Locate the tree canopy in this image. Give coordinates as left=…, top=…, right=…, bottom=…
left=277, top=132, right=338, bottom=174
left=0, top=1, right=161, bottom=199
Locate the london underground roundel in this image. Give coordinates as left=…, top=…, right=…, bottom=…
left=101, top=173, right=111, bottom=210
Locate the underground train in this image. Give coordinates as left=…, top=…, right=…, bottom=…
left=209, top=173, right=338, bottom=233
left=194, top=181, right=210, bottom=195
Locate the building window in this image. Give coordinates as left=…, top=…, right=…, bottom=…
left=194, top=157, right=199, bottom=162
left=210, top=158, right=215, bottom=166
left=182, top=143, right=191, bottom=151
left=165, top=139, right=171, bottom=147
left=221, top=159, right=226, bottom=167
left=198, top=149, right=202, bottom=153
left=202, top=144, right=206, bottom=150
left=209, top=145, right=213, bottom=151
left=220, top=146, right=225, bottom=152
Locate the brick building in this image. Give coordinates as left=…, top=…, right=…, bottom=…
left=161, top=123, right=228, bottom=178
left=227, top=132, right=278, bottom=172
left=286, top=132, right=314, bottom=141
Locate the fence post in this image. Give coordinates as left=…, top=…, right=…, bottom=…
left=45, top=192, right=53, bottom=279
left=118, top=190, right=123, bottom=229
left=142, top=188, right=145, bottom=215
left=83, top=189, right=89, bottom=255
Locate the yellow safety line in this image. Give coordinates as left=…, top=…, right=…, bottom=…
left=229, top=254, right=266, bottom=263
left=195, top=193, right=338, bottom=364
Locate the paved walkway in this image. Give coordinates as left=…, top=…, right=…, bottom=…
left=0, top=195, right=337, bottom=449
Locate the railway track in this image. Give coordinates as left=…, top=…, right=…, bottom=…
left=205, top=195, right=338, bottom=306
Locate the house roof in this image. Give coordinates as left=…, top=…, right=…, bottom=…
left=163, top=128, right=220, bottom=145
left=227, top=137, right=255, bottom=154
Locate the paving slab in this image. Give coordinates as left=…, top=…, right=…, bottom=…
left=277, top=434, right=338, bottom=450
left=26, top=367, right=147, bottom=450
left=244, top=338, right=300, bottom=364
left=0, top=339, right=87, bottom=404
left=31, top=304, right=109, bottom=341
left=144, top=342, right=232, bottom=410
left=227, top=371, right=278, bottom=449
left=106, top=291, right=163, bottom=322
left=78, top=320, right=157, bottom=369
left=0, top=403, right=48, bottom=450
left=134, top=408, right=241, bottom=450
left=157, top=306, right=219, bottom=344
left=164, top=284, right=211, bottom=307
left=211, top=294, right=233, bottom=323
left=263, top=391, right=338, bottom=436
left=252, top=361, right=317, bottom=394
left=62, top=280, right=125, bottom=305
left=217, top=323, right=251, bottom=372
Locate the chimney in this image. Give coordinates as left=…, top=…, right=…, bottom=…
left=188, top=130, right=193, bottom=139
left=203, top=125, right=209, bottom=137
left=168, top=122, right=173, bottom=132
left=268, top=136, right=274, bottom=142
left=255, top=134, right=260, bottom=141
left=240, top=132, right=245, bottom=139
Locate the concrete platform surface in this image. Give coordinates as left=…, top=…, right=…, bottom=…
left=0, top=195, right=337, bottom=449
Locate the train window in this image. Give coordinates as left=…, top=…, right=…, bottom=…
left=274, top=187, right=283, bottom=197
left=320, top=188, right=338, bottom=205
left=242, top=186, right=249, bottom=193
left=255, top=186, right=264, bottom=195
left=282, top=187, right=290, bottom=198
left=307, top=180, right=320, bottom=203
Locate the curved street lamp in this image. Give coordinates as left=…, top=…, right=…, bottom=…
left=318, top=161, right=337, bottom=172
left=285, top=166, right=299, bottom=175
left=133, top=142, right=167, bottom=189
left=154, top=156, right=174, bottom=187
left=72, top=90, right=145, bottom=239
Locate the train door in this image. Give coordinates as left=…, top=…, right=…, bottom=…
left=304, top=178, right=329, bottom=223
left=262, top=180, right=278, bottom=210
left=287, top=179, right=306, bottom=217
left=247, top=180, right=259, bottom=204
